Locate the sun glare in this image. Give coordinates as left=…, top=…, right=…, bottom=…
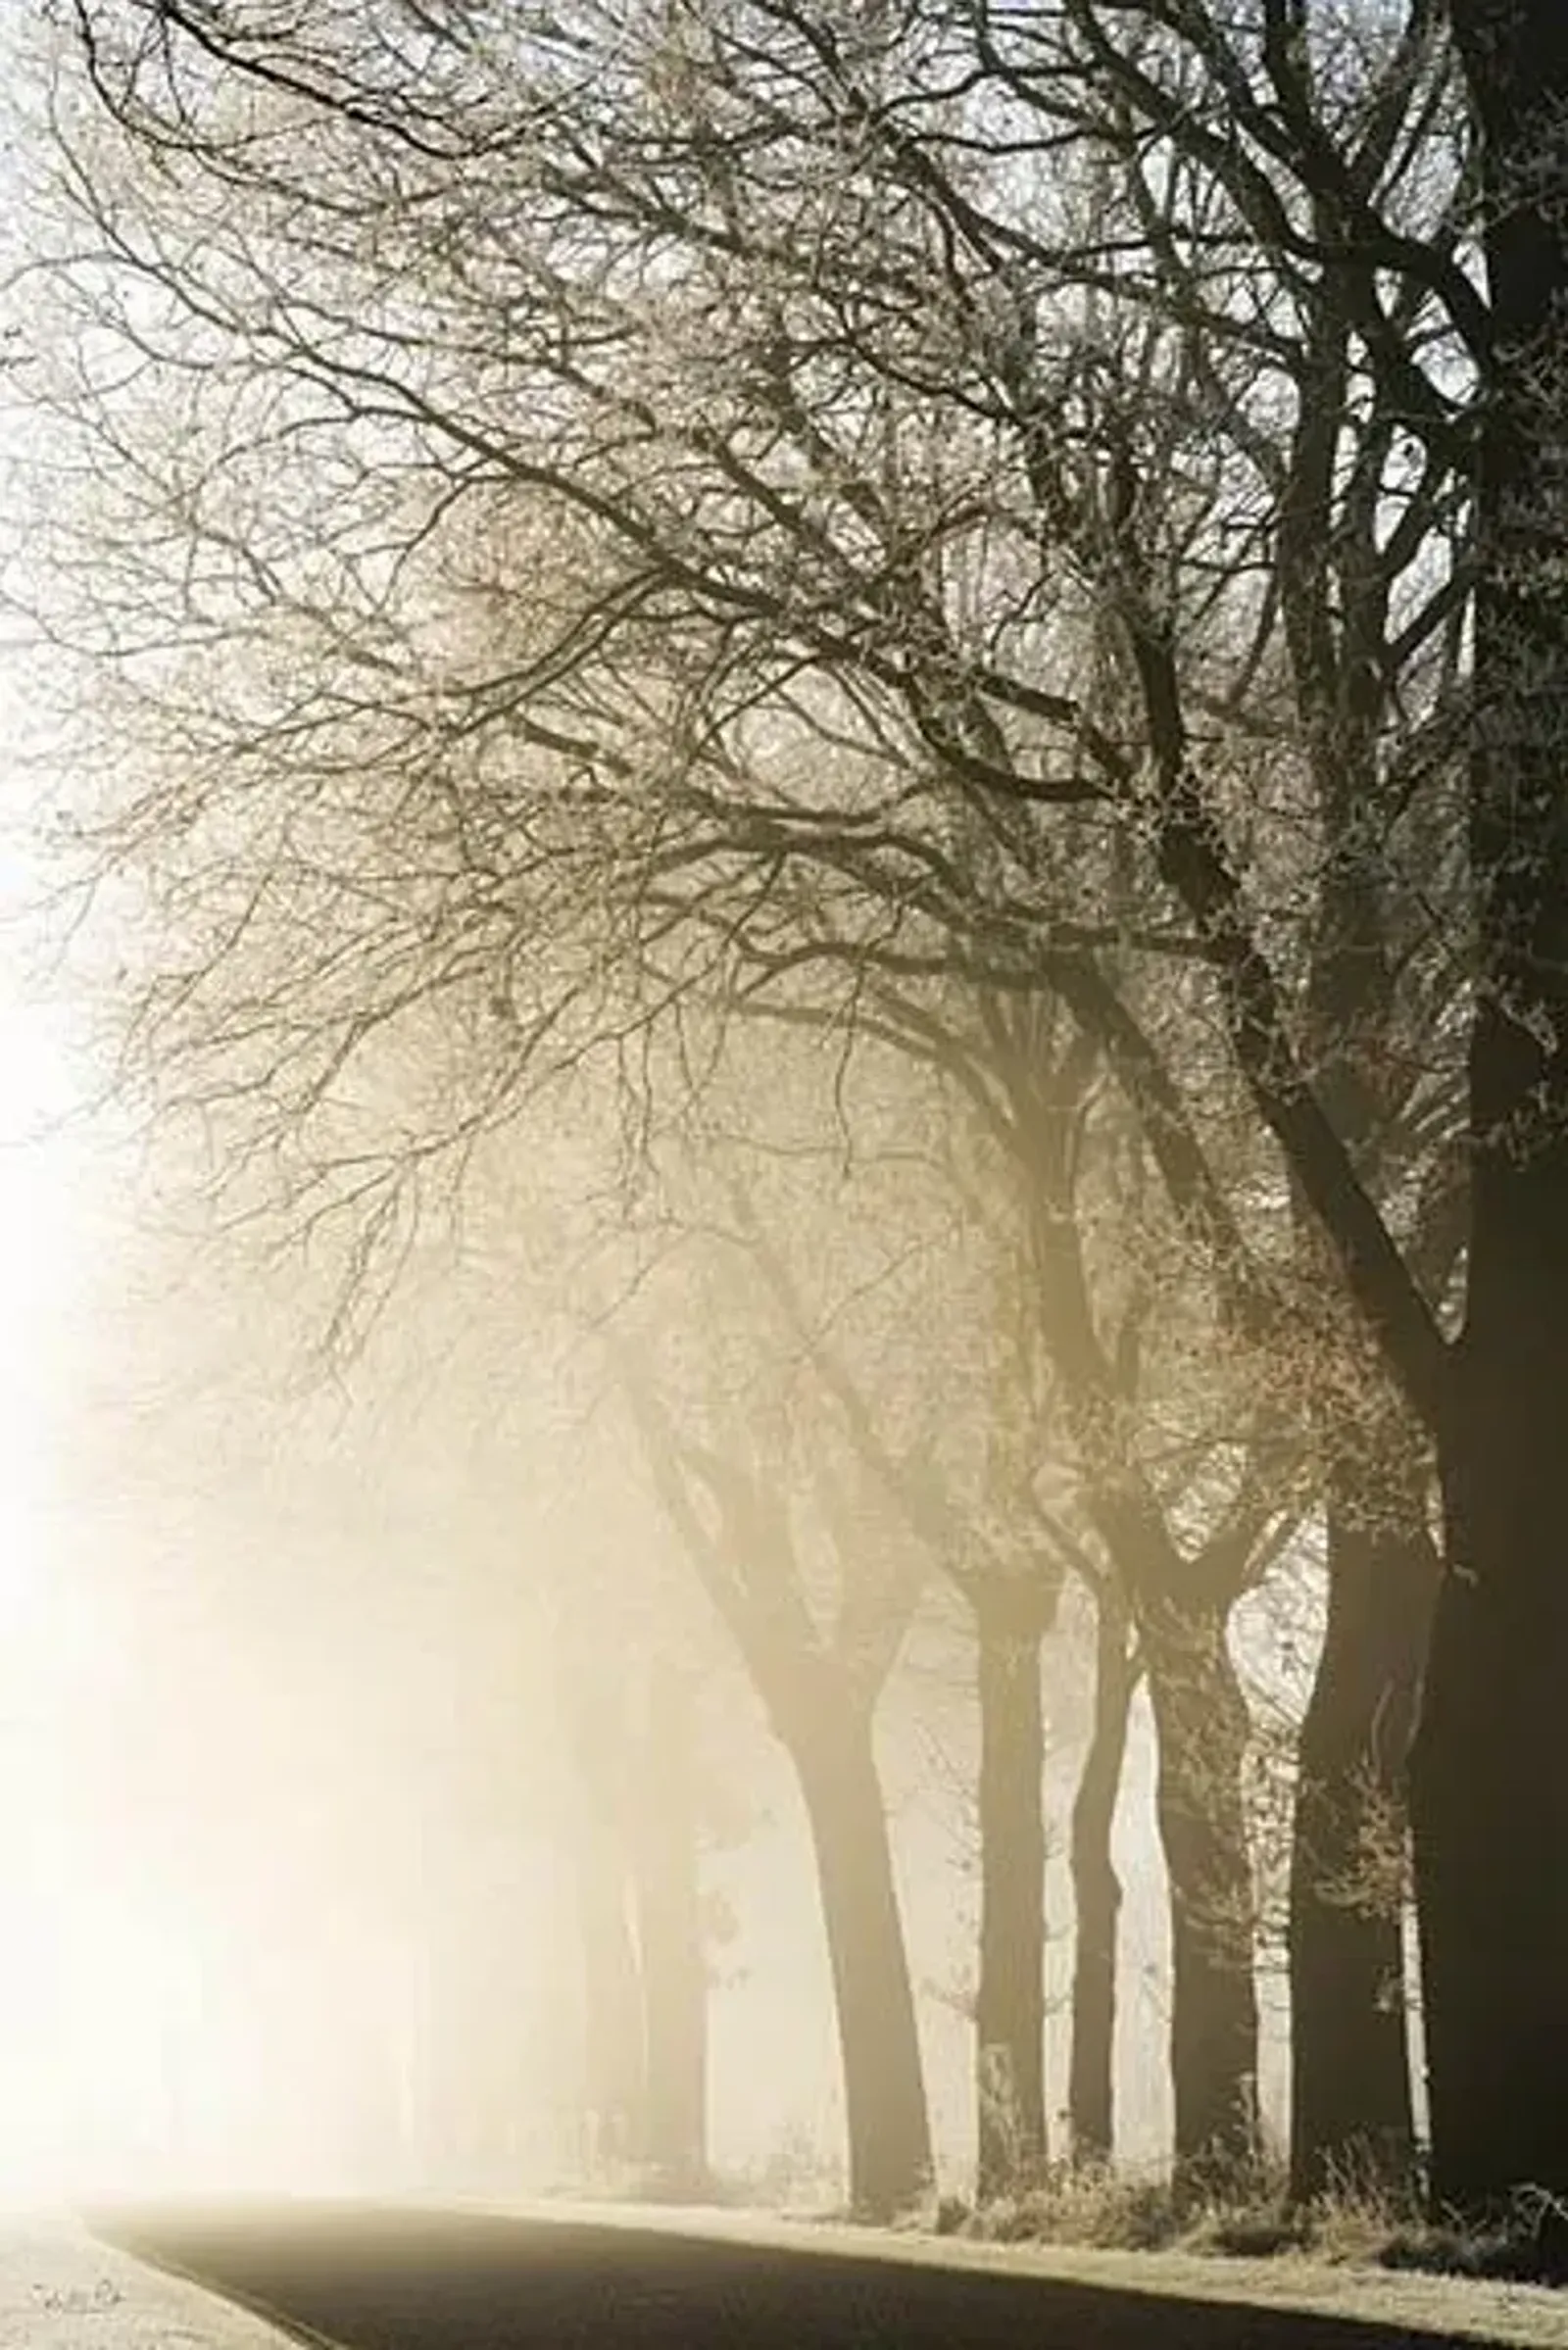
left=0, top=964, right=207, bottom=2200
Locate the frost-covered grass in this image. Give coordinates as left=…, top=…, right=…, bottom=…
left=951, top=2161, right=1568, bottom=2288
left=0, top=2213, right=299, bottom=2350
left=488, top=2190, right=1568, bottom=2344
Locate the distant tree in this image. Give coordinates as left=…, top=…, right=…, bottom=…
left=629, top=1656, right=710, bottom=2199
left=614, top=1289, right=933, bottom=2221
left=733, top=1006, right=1301, bottom=2179
left=554, top=1605, right=648, bottom=2183
left=553, top=1591, right=715, bottom=2196
left=721, top=1152, right=1063, bottom=2199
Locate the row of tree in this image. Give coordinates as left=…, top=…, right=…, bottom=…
left=9, top=0, right=1568, bottom=2225
left=531, top=1053, right=1367, bottom=2218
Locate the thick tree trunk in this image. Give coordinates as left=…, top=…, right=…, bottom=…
left=971, top=1576, right=1051, bottom=2200
left=1409, top=0, right=1568, bottom=2225
left=632, top=1663, right=709, bottom=2199
left=1418, top=1423, right=1568, bottom=2221
left=1069, top=1585, right=1137, bottom=2165
left=789, top=1694, right=933, bottom=2221
left=1289, top=1460, right=1436, bottom=2203
left=1143, top=1597, right=1259, bottom=2177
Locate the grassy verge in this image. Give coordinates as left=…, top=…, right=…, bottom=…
left=936, top=2164, right=1568, bottom=2288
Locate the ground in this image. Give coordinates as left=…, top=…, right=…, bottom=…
left=9, top=2196, right=1568, bottom=2349
left=0, top=2211, right=294, bottom=2350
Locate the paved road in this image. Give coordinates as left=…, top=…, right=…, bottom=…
left=83, top=2202, right=1494, bottom=2349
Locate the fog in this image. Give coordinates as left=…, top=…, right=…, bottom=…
left=0, top=0, right=1388, bottom=2219
left=0, top=938, right=1311, bottom=2204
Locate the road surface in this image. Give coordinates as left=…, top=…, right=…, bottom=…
left=83, top=2200, right=1513, bottom=2348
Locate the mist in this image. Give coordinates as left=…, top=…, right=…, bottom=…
left=0, top=939, right=1315, bottom=2211
left=7, top=0, right=1556, bottom=2259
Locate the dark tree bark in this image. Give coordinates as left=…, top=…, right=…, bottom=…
left=970, top=1573, right=1053, bottom=2199
left=631, top=1662, right=710, bottom=2200
left=1289, top=1459, right=1437, bottom=2203
left=1142, top=1595, right=1260, bottom=2177
left=1002, top=1003, right=1264, bottom=2179
left=1407, top=0, right=1568, bottom=2226
left=1068, top=1584, right=1138, bottom=2165
left=788, top=1679, right=934, bottom=2222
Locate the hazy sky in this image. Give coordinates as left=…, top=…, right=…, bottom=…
left=0, top=881, right=116, bottom=2187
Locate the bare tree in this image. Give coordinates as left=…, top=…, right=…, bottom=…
left=921, top=987, right=1303, bottom=2178
left=554, top=1600, right=649, bottom=2184
left=1405, top=0, right=1568, bottom=2228
left=612, top=1262, right=934, bottom=2220
left=721, top=1151, right=1063, bottom=2198
left=24, top=0, right=1568, bottom=2216
left=733, top=1001, right=1303, bottom=2179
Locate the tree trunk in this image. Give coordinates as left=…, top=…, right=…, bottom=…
left=1418, top=1419, right=1568, bottom=2222
left=1069, top=1584, right=1137, bottom=2165
left=971, top=1575, right=1051, bottom=2200
left=632, top=1662, right=709, bottom=2199
left=571, top=1823, right=645, bottom=2179
left=558, top=1627, right=646, bottom=2179
left=616, top=1385, right=928, bottom=2220
left=1289, top=1459, right=1437, bottom=2203
left=1409, top=0, right=1568, bottom=2225
left=788, top=1691, right=933, bottom=2221
left=1143, top=1596, right=1259, bottom=2178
